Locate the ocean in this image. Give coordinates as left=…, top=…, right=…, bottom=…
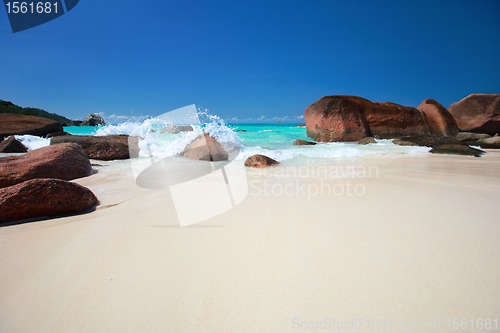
left=11, top=119, right=431, bottom=168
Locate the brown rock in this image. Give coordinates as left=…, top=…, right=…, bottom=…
left=470, top=137, right=500, bottom=149
left=304, top=95, right=431, bottom=142
left=448, top=94, right=500, bottom=135
left=0, top=143, right=92, bottom=189
left=356, top=137, right=377, bottom=145
left=46, top=131, right=72, bottom=138
left=244, top=154, right=280, bottom=168
left=392, top=136, right=458, bottom=148
left=0, top=136, right=28, bottom=153
left=296, top=123, right=306, bottom=127
left=81, top=113, right=106, bottom=126
left=0, top=178, right=98, bottom=223
left=0, top=113, right=63, bottom=140
left=456, top=132, right=491, bottom=142
left=293, top=139, right=317, bottom=146
left=417, top=99, right=459, bottom=137
left=50, top=135, right=139, bottom=160
left=183, top=133, right=228, bottom=161
left=69, top=120, right=82, bottom=126
left=430, top=144, right=485, bottom=157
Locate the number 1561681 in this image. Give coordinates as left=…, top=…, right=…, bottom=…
left=5, top=2, right=58, bottom=14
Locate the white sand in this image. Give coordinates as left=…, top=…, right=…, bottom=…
left=1, top=152, right=500, bottom=332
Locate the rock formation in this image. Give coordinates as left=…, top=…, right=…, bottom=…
left=244, top=154, right=280, bottom=168
left=81, top=113, right=106, bottom=126
left=448, top=94, right=500, bottom=135
left=293, top=139, right=317, bottom=146
left=304, top=95, right=432, bottom=142
left=0, top=178, right=98, bottom=223
left=0, top=143, right=92, bottom=188
left=417, top=99, right=459, bottom=137
left=51, top=135, right=139, bottom=160
left=0, top=113, right=63, bottom=140
left=430, top=144, right=485, bottom=157
left=183, top=133, right=228, bottom=161
left=0, top=136, right=28, bottom=153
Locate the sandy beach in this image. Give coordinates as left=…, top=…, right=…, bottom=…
left=1, top=150, right=499, bottom=332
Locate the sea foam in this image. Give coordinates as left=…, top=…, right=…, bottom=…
left=15, top=135, right=51, bottom=151
left=12, top=108, right=431, bottom=163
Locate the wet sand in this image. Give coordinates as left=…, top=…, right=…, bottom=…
left=1, top=151, right=499, bottom=332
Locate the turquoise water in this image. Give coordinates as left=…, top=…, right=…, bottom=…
left=65, top=123, right=309, bottom=150
left=60, top=122, right=431, bottom=166
left=64, top=126, right=99, bottom=136
left=228, top=124, right=309, bottom=150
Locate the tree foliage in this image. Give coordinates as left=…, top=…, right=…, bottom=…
left=0, top=100, right=71, bottom=124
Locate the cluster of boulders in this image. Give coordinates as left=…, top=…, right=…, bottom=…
left=1, top=93, right=498, bottom=223
left=0, top=143, right=98, bottom=223
left=185, top=93, right=500, bottom=167
left=242, top=93, right=499, bottom=166
left=302, top=93, right=500, bottom=156
left=0, top=113, right=140, bottom=223
left=0, top=113, right=106, bottom=142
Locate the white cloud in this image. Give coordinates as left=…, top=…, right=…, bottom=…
left=109, top=114, right=129, bottom=119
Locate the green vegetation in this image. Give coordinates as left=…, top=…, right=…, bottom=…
left=0, top=99, right=71, bottom=124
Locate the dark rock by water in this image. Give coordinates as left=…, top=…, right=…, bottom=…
left=46, top=131, right=72, bottom=138
left=0, top=113, right=63, bottom=140
left=392, top=136, right=459, bottom=148
left=50, top=135, right=139, bottom=160
left=456, top=132, right=491, bottom=142
left=356, top=137, right=377, bottom=145
left=0, top=136, right=28, bottom=153
left=464, top=136, right=500, bottom=149
left=183, top=133, right=228, bottom=162
left=430, top=144, right=486, bottom=157
left=304, top=95, right=432, bottom=142
left=244, top=154, right=280, bottom=168
left=81, top=114, right=106, bottom=126
left=293, top=139, right=317, bottom=146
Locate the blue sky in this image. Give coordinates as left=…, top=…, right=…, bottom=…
left=1, top=0, right=499, bottom=123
